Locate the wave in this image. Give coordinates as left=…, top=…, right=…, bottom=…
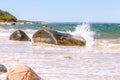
left=67, top=23, right=95, bottom=47
left=0, top=27, right=36, bottom=38
left=1, top=24, right=120, bottom=49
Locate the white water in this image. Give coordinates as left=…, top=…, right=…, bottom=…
left=68, top=23, right=95, bottom=47
left=0, top=25, right=120, bottom=80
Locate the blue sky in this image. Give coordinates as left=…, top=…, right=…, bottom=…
left=0, top=0, right=120, bottom=22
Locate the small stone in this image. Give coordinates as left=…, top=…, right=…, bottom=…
left=64, top=56, right=72, bottom=60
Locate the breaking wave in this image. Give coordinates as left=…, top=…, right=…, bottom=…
left=68, top=23, right=95, bottom=47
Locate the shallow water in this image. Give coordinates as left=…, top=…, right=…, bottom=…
left=0, top=23, right=120, bottom=80
left=0, top=35, right=120, bottom=80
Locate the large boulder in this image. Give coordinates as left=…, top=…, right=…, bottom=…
left=0, top=64, right=7, bottom=74
left=6, top=65, right=41, bottom=80
left=9, top=30, right=31, bottom=41
left=32, top=30, right=86, bottom=46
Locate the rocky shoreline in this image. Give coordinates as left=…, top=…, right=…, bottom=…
left=0, top=9, right=48, bottom=26
left=0, top=21, right=48, bottom=26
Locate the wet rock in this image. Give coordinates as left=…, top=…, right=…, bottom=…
left=42, top=26, right=51, bottom=29
left=6, top=65, right=41, bottom=80
left=0, top=64, right=7, bottom=74
left=32, top=30, right=86, bottom=46
left=9, top=30, right=31, bottom=41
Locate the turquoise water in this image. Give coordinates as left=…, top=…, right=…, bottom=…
left=91, top=23, right=120, bottom=39
left=1, top=23, right=120, bottom=39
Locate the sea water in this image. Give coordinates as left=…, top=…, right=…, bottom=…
left=0, top=23, right=120, bottom=80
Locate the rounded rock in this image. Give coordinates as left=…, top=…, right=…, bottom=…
left=6, top=65, right=41, bottom=80
left=9, top=30, right=31, bottom=41
left=0, top=64, right=7, bottom=74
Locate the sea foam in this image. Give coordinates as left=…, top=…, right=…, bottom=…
left=68, top=23, right=95, bottom=47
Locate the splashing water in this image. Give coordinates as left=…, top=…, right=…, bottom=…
left=68, top=23, right=95, bottom=47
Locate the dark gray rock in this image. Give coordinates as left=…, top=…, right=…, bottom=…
left=32, top=30, right=86, bottom=46
left=0, top=64, right=7, bottom=74
left=9, top=30, right=31, bottom=41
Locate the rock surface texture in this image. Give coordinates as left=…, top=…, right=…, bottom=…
left=9, top=30, right=31, bottom=41
left=0, top=64, right=7, bottom=74
left=32, top=30, right=86, bottom=46
left=6, top=65, right=41, bottom=80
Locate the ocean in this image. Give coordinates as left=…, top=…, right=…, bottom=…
left=0, top=23, right=120, bottom=80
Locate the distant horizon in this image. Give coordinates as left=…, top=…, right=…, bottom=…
left=17, top=19, right=120, bottom=23
left=1, top=0, right=120, bottom=23
left=18, top=19, right=120, bottom=24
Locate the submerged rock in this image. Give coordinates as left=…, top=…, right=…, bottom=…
left=32, top=30, right=86, bottom=46
left=42, top=26, right=51, bottom=29
left=64, top=56, right=72, bottom=60
left=9, top=30, right=31, bottom=41
left=0, top=64, right=7, bottom=74
left=6, top=65, right=41, bottom=80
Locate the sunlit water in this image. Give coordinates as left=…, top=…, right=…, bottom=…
left=0, top=23, right=120, bottom=80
